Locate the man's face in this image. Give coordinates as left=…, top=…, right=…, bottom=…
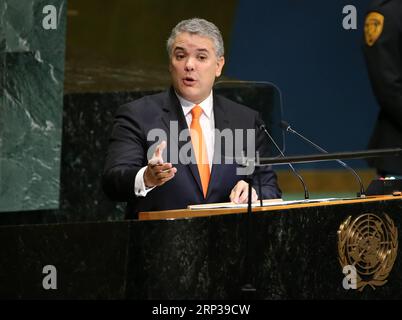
left=169, top=32, right=225, bottom=104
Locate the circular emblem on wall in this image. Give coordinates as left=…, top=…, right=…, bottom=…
left=338, top=213, right=398, bottom=291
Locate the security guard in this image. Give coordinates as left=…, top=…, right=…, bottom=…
left=363, top=0, right=402, bottom=177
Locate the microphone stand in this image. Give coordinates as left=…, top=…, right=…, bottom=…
left=281, top=121, right=365, bottom=197
left=240, top=158, right=257, bottom=298
left=258, top=165, right=263, bottom=207
left=259, top=124, right=309, bottom=199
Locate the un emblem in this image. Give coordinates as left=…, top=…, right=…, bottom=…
left=338, top=213, right=398, bottom=291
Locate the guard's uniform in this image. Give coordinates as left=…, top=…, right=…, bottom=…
left=363, top=0, right=402, bottom=175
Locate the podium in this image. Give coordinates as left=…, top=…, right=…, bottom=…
left=1, top=195, right=402, bottom=299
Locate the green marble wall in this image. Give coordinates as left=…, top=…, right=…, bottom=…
left=0, top=0, right=67, bottom=211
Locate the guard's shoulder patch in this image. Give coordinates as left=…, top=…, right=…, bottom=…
left=364, top=11, right=385, bottom=46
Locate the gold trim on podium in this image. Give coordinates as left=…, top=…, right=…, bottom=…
left=138, top=195, right=402, bottom=221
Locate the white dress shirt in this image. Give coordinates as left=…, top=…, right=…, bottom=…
left=134, top=91, right=215, bottom=197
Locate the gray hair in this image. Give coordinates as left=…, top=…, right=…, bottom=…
left=166, top=18, right=224, bottom=58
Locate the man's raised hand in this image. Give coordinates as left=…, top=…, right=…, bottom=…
left=144, top=141, right=177, bottom=188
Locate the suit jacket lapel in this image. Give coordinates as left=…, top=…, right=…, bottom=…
left=207, top=94, right=230, bottom=198
left=160, top=87, right=188, bottom=150
left=161, top=88, right=204, bottom=196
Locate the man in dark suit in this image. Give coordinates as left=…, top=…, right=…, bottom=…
left=363, top=0, right=402, bottom=177
left=102, top=18, right=281, bottom=218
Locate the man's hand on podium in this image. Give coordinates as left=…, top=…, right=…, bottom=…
left=230, top=180, right=258, bottom=204
left=144, top=141, right=177, bottom=188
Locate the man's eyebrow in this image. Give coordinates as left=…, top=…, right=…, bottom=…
left=173, top=47, right=210, bottom=53
left=196, top=48, right=210, bottom=53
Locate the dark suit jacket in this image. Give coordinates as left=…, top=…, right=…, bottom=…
left=102, top=87, right=281, bottom=219
left=363, top=0, right=402, bottom=174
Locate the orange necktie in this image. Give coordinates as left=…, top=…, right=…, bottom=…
left=190, top=105, right=210, bottom=198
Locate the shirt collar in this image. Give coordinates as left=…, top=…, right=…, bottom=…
left=175, top=91, right=214, bottom=119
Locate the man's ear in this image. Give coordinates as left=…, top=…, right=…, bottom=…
left=215, top=56, right=225, bottom=77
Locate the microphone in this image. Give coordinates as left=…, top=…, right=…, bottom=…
left=280, top=120, right=365, bottom=197
left=257, top=119, right=310, bottom=199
